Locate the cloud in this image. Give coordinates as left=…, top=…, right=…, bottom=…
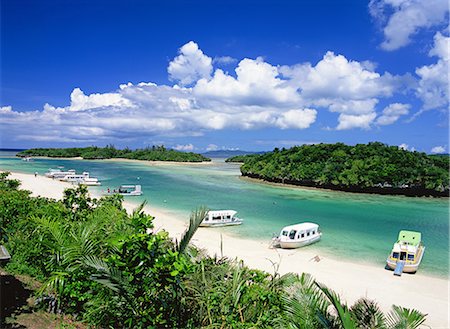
left=415, top=31, right=449, bottom=112
left=0, top=41, right=416, bottom=144
left=398, top=143, right=409, bottom=150
left=336, top=113, right=377, bottom=130
left=173, top=143, right=194, bottom=151
left=431, top=145, right=446, bottom=153
left=168, top=41, right=213, bottom=86
left=213, top=56, right=237, bottom=65
left=369, top=0, right=449, bottom=51
left=274, top=109, right=317, bottom=129
left=194, top=57, right=301, bottom=106
left=376, top=103, right=410, bottom=125
left=206, top=144, right=219, bottom=151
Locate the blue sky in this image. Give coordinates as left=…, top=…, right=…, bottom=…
left=1, top=0, right=448, bottom=153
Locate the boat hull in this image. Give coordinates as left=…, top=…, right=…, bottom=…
left=277, top=233, right=321, bottom=249
left=199, top=220, right=243, bottom=227
left=386, top=246, right=425, bottom=273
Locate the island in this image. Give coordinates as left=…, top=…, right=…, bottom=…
left=17, top=145, right=211, bottom=162
left=227, top=142, right=449, bottom=197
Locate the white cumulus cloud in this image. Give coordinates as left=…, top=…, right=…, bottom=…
left=168, top=41, right=213, bottom=86
left=173, top=143, right=194, bottom=151
left=431, top=145, right=446, bottom=153
left=415, top=31, right=450, bottom=112
left=369, top=0, right=449, bottom=51
left=398, top=143, right=409, bottom=150
left=0, top=41, right=417, bottom=145
left=376, top=103, right=410, bottom=125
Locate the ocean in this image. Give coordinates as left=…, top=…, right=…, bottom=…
left=1, top=150, right=448, bottom=278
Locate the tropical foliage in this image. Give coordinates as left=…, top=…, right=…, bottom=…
left=232, top=142, right=449, bottom=196
left=1, top=172, right=428, bottom=328
left=17, top=145, right=211, bottom=162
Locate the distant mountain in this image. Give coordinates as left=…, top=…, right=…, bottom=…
left=202, top=150, right=265, bottom=158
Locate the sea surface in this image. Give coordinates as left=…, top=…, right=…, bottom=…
left=1, top=150, right=448, bottom=278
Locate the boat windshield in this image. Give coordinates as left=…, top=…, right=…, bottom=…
left=289, top=230, right=297, bottom=239
left=392, top=252, right=399, bottom=259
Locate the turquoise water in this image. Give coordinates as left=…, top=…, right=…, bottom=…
left=0, top=151, right=448, bottom=278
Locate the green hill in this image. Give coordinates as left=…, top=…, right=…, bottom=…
left=234, top=142, right=449, bottom=197
left=17, top=145, right=211, bottom=162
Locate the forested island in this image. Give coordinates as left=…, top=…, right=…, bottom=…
left=227, top=142, right=449, bottom=197
left=17, top=145, right=211, bottom=162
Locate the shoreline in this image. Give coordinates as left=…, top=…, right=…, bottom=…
left=240, top=175, right=450, bottom=198
left=3, top=171, right=450, bottom=328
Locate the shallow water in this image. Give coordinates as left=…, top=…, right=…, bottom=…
left=1, top=151, right=448, bottom=278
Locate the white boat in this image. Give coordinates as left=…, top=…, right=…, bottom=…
left=200, top=210, right=243, bottom=227
left=106, top=185, right=142, bottom=196
left=45, top=168, right=76, bottom=179
left=22, top=156, right=33, bottom=162
left=386, top=230, right=425, bottom=275
left=272, top=222, right=321, bottom=249
left=61, top=172, right=101, bottom=186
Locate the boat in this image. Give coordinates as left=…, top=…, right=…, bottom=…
left=60, top=172, right=101, bottom=186
left=386, top=230, right=425, bottom=275
left=21, top=156, right=33, bottom=162
left=200, top=210, right=243, bottom=227
left=106, top=185, right=143, bottom=196
left=45, top=168, right=76, bottom=179
left=272, top=222, right=321, bottom=249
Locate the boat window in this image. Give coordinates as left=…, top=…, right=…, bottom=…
left=301, top=233, right=305, bottom=238
left=212, top=216, right=222, bottom=221
left=392, top=252, right=399, bottom=259
left=312, top=231, right=315, bottom=234
left=289, top=230, right=297, bottom=239
left=407, top=254, right=414, bottom=261
left=307, top=232, right=310, bottom=236
left=400, top=252, right=406, bottom=261
left=282, top=231, right=288, bottom=236
left=226, top=215, right=231, bottom=219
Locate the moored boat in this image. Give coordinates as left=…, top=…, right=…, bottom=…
left=60, top=171, right=101, bottom=186
left=105, top=185, right=143, bottom=196
left=45, top=168, right=76, bottom=179
left=200, top=210, right=243, bottom=227
left=386, top=230, right=425, bottom=275
left=272, top=222, right=321, bottom=249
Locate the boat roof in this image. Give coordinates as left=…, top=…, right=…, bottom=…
left=208, top=210, right=237, bottom=216
left=397, top=230, right=421, bottom=246
left=120, top=185, right=140, bottom=188
left=281, top=222, right=319, bottom=232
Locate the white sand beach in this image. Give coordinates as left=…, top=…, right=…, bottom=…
left=6, top=171, right=450, bottom=328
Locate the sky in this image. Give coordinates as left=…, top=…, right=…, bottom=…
left=1, top=0, right=449, bottom=153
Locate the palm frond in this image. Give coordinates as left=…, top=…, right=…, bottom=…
left=350, top=298, right=386, bottom=329
left=385, top=305, right=427, bottom=329
left=316, top=281, right=357, bottom=329
left=176, top=206, right=208, bottom=254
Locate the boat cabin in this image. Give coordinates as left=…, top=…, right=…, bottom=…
left=200, top=210, right=243, bottom=227
left=107, top=185, right=142, bottom=196
left=389, top=230, right=421, bottom=263
left=279, top=222, right=320, bottom=241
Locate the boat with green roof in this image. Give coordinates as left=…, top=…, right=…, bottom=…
left=386, top=230, right=425, bottom=274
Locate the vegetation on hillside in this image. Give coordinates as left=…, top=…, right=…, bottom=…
left=17, top=145, right=211, bottom=162
left=231, top=142, right=449, bottom=197
left=226, top=154, right=259, bottom=163
left=0, top=172, right=428, bottom=328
